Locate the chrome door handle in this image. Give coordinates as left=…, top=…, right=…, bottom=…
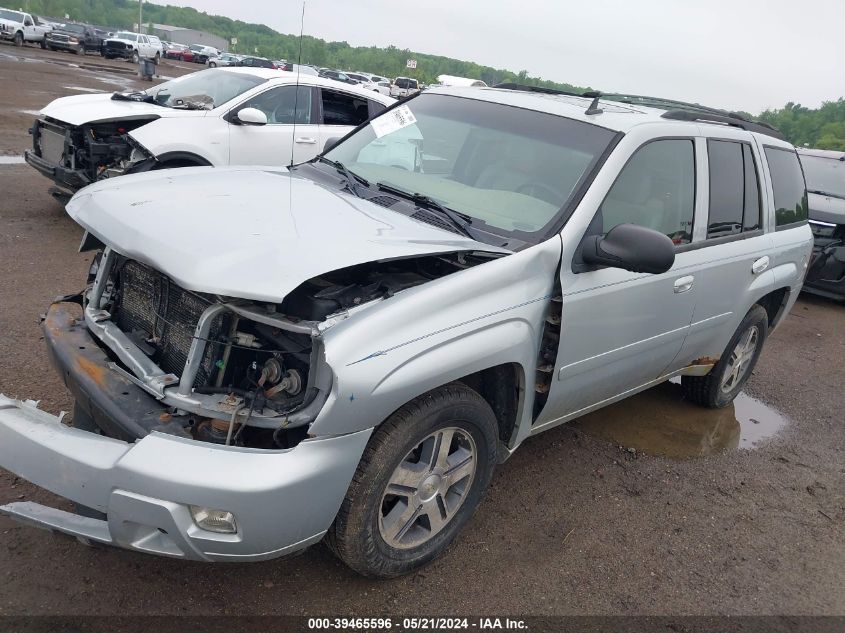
left=295, top=137, right=317, bottom=144
left=674, top=275, right=695, bottom=294
left=752, top=256, right=770, bottom=274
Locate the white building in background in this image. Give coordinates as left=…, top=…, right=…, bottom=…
left=146, top=23, right=228, bottom=52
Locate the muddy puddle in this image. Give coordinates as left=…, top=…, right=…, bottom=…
left=573, top=380, right=788, bottom=458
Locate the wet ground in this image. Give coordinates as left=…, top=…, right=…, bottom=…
left=575, top=380, right=788, bottom=459
left=0, top=44, right=843, bottom=617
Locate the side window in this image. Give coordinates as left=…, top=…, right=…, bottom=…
left=764, top=147, right=809, bottom=227
left=599, top=139, right=695, bottom=245
left=707, top=140, right=761, bottom=237
left=321, top=89, right=370, bottom=126
left=239, top=86, right=312, bottom=125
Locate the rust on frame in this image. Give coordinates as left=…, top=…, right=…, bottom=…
left=75, top=355, right=109, bottom=388
left=691, top=356, right=720, bottom=366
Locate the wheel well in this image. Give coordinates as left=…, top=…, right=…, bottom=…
left=756, top=287, right=790, bottom=331
left=154, top=152, right=212, bottom=169
left=455, top=363, right=522, bottom=446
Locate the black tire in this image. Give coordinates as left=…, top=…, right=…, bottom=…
left=130, top=49, right=139, bottom=64
left=682, top=305, right=768, bottom=408
left=153, top=52, right=160, bottom=65
left=326, top=383, right=498, bottom=578
left=40, top=37, right=47, bottom=50
left=75, top=44, right=84, bottom=55
left=208, top=61, right=216, bottom=68
left=13, top=31, right=23, bottom=47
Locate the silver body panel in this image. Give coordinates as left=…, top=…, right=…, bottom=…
left=0, top=90, right=813, bottom=561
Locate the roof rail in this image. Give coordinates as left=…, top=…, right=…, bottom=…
left=598, top=93, right=784, bottom=140
left=493, top=86, right=786, bottom=140
left=493, top=82, right=585, bottom=98
left=660, top=110, right=785, bottom=140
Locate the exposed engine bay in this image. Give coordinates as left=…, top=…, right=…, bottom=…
left=86, top=250, right=495, bottom=449
left=30, top=116, right=155, bottom=193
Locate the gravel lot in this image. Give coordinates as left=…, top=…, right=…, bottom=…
left=0, top=44, right=842, bottom=617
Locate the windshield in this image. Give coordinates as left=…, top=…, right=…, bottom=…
left=61, top=23, right=85, bottom=34
left=145, top=69, right=266, bottom=109
left=324, top=93, right=617, bottom=236
left=114, top=32, right=137, bottom=41
left=0, top=9, right=24, bottom=21
left=800, top=154, right=845, bottom=199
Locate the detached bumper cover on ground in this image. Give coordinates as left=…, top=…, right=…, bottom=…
left=0, top=397, right=371, bottom=561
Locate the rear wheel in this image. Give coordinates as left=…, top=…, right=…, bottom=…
left=682, top=305, right=768, bottom=408
left=327, top=383, right=498, bottom=578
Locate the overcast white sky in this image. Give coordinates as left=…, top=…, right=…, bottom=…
left=165, top=0, right=842, bottom=113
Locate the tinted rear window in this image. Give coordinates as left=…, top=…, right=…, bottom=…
left=765, top=147, right=808, bottom=227
left=707, top=140, right=761, bottom=237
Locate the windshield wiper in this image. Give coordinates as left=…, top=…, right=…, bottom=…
left=375, top=182, right=475, bottom=239
left=318, top=157, right=369, bottom=197
left=807, top=188, right=845, bottom=201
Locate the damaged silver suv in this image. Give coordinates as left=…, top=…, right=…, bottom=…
left=0, top=86, right=812, bottom=577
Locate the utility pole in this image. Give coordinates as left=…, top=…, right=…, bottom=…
left=139, top=0, right=143, bottom=33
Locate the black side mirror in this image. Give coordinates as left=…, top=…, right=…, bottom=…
left=322, top=137, right=341, bottom=153
left=581, top=223, right=675, bottom=274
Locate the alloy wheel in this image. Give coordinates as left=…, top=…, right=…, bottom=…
left=720, top=325, right=759, bottom=394
left=379, top=427, right=477, bottom=550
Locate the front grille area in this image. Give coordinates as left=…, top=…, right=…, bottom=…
left=105, top=41, right=128, bottom=51
left=114, top=260, right=229, bottom=387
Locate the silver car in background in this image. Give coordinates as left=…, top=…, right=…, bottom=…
left=0, top=86, right=812, bottom=578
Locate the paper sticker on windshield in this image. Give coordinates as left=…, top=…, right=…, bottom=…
left=371, top=105, right=417, bottom=138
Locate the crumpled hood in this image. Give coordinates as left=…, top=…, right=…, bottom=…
left=40, top=93, right=190, bottom=126
left=808, top=192, right=845, bottom=226
left=67, top=166, right=509, bottom=303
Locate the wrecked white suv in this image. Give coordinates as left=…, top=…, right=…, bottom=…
left=24, top=67, right=393, bottom=200
left=0, top=86, right=812, bottom=577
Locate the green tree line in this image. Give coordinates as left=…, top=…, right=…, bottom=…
left=758, top=100, right=845, bottom=151
left=17, top=0, right=845, bottom=150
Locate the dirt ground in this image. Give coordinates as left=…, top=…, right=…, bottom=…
left=0, top=44, right=842, bottom=617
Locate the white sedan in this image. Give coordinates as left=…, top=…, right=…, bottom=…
left=25, top=68, right=396, bottom=196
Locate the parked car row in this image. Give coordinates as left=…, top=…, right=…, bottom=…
left=316, top=68, right=416, bottom=97
left=6, top=81, right=814, bottom=578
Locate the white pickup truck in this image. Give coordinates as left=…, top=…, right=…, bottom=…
left=0, top=8, right=52, bottom=48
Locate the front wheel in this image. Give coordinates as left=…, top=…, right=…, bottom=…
left=130, top=49, right=139, bottom=64
left=13, top=31, right=23, bottom=47
left=153, top=52, right=160, bottom=64
left=208, top=61, right=216, bottom=67
left=75, top=44, right=84, bottom=55
left=682, top=305, right=768, bottom=408
left=40, top=38, right=47, bottom=49
left=327, top=383, right=498, bottom=578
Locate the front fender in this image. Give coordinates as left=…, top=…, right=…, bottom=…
left=309, top=237, right=562, bottom=439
